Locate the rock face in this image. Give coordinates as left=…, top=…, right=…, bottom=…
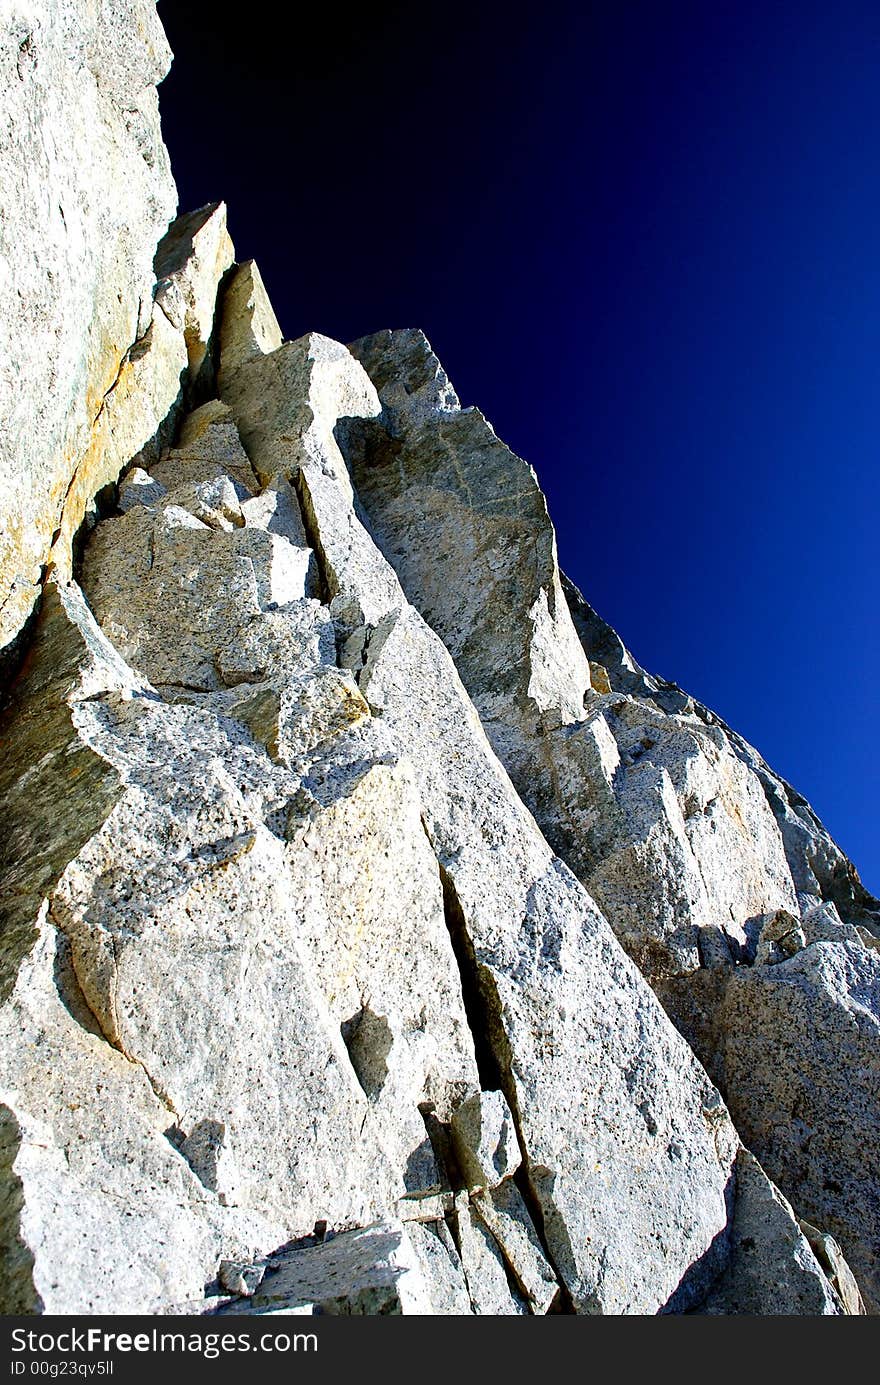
left=700, top=1151, right=842, bottom=1316
left=0, top=0, right=182, bottom=655
left=343, top=326, right=880, bottom=1313
left=0, top=1, right=876, bottom=1317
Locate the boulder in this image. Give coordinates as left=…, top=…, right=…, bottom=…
left=701, top=1151, right=839, bottom=1315
left=720, top=941, right=880, bottom=1311
left=224, top=1222, right=433, bottom=1316
left=450, top=1089, right=520, bottom=1191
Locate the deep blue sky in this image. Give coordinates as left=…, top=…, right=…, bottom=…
left=159, top=1, right=878, bottom=893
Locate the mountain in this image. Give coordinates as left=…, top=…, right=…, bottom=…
left=0, top=2, right=876, bottom=1316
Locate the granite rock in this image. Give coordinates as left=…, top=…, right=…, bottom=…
left=701, top=1151, right=840, bottom=1315
left=450, top=1090, right=520, bottom=1192
left=719, top=941, right=880, bottom=1311
left=217, top=325, right=775, bottom=1315
left=341, top=326, right=880, bottom=1314
left=0, top=23, right=873, bottom=1312
left=0, top=0, right=177, bottom=651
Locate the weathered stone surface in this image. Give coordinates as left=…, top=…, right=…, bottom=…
left=405, top=1219, right=473, bottom=1315
left=347, top=331, right=591, bottom=768
left=701, top=1151, right=839, bottom=1315
left=798, top=1220, right=866, bottom=1315
left=1, top=665, right=393, bottom=1310
left=118, top=466, right=167, bottom=513
left=81, top=406, right=319, bottom=696
left=0, top=587, right=270, bottom=1312
left=291, top=759, right=480, bottom=1167
left=0, top=0, right=177, bottom=650
left=216, top=668, right=371, bottom=764
left=72, top=405, right=492, bottom=1244
left=219, top=1259, right=265, bottom=1297
left=471, top=1179, right=558, bottom=1314
left=753, top=908, right=806, bottom=966
left=563, top=693, right=797, bottom=977
left=216, top=1217, right=474, bottom=1316
left=217, top=260, right=284, bottom=393
left=0, top=1105, right=40, bottom=1314
left=589, top=660, right=612, bottom=695
left=0, top=352, right=505, bottom=1310
left=563, top=570, right=879, bottom=939
left=341, top=327, right=880, bottom=1314
left=218, top=327, right=758, bottom=1316
left=395, top=1191, right=455, bottom=1224
left=43, top=303, right=187, bottom=585
left=719, top=941, right=880, bottom=1311
left=224, top=333, right=381, bottom=494
left=450, top=1089, right=520, bottom=1191
left=453, top=1192, right=527, bottom=1315
left=344, top=330, right=798, bottom=985
left=224, top=1222, right=433, bottom=1316
left=2, top=31, right=876, bottom=1314
left=154, top=202, right=235, bottom=392
left=0, top=915, right=242, bottom=1314
left=1, top=582, right=411, bottom=1289
left=149, top=415, right=258, bottom=512
left=0, top=581, right=135, bottom=1007
left=1, top=196, right=235, bottom=679
left=84, top=513, right=308, bottom=691
left=347, top=328, right=459, bottom=434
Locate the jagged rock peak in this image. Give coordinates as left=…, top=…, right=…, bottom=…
left=349, top=329, right=461, bottom=435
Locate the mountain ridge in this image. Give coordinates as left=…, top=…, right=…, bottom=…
left=0, top=5, right=876, bottom=1317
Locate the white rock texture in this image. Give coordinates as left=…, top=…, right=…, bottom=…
left=218, top=1222, right=436, bottom=1316
left=219, top=326, right=749, bottom=1316
left=700, top=1151, right=840, bottom=1315
left=450, top=1090, right=520, bottom=1191
left=0, top=3, right=875, bottom=1318
left=343, top=326, right=880, bottom=1313
left=0, top=0, right=181, bottom=653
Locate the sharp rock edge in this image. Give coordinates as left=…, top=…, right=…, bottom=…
left=0, top=1, right=876, bottom=1316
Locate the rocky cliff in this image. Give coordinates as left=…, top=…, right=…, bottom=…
left=0, top=3, right=877, bottom=1317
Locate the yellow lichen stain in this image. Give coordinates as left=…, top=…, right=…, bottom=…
left=1, top=328, right=128, bottom=634
left=717, top=762, right=751, bottom=841
left=48, top=349, right=139, bottom=583
left=337, top=684, right=371, bottom=727
left=3, top=301, right=189, bottom=651
left=730, top=799, right=748, bottom=835
left=589, top=661, right=612, bottom=695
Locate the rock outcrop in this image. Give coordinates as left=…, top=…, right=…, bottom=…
left=0, top=0, right=183, bottom=656
left=341, top=327, right=880, bottom=1311
left=0, top=1, right=876, bottom=1317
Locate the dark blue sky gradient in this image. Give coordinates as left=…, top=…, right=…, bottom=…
left=158, top=1, right=878, bottom=891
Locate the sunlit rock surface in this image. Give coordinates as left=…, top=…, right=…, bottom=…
left=0, top=0, right=180, bottom=652
left=0, top=0, right=876, bottom=1318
